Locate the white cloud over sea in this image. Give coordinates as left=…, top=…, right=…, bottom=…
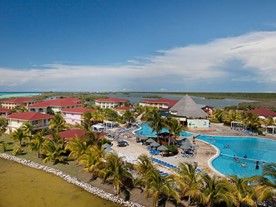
left=1, top=31, right=276, bottom=92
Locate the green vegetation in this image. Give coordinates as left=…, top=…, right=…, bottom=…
left=142, top=95, right=162, bottom=98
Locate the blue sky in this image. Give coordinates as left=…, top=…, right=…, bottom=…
left=1, top=0, right=276, bottom=92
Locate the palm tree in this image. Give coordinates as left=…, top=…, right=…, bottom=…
left=211, top=109, right=224, bottom=123
left=146, top=110, right=164, bottom=139
left=49, top=114, right=67, bottom=133
left=135, top=154, right=155, bottom=176
left=230, top=175, right=257, bottom=207
left=262, top=163, right=276, bottom=186
left=42, top=133, right=67, bottom=164
left=0, top=117, right=8, bottom=136
left=10, top=128, right=28, bottom=147
left=252, top=162, right=276, bottom=203
left=65, top=137, right=89, bottom=162
left=223, top=110, right=243, bottom=126
left=78, top=145, right=104, bottom=179
left=82, top=111, right=93, bottom=131
left=164, top=117, right=182, bottom=145
left=99, top=153, right=134, bottom=195
left=122, top=110, right=135, bottom=127
left=29, top=131, right=45, bottom=158
left=201, top=174, right=237, bottom=207
left=90, top=110, right=105, bottom=124
left=175, top=162, right=203, bottom=205
left=21, top=121, right=34, bottom=142
left=243, top=112, right=261, bottom=132
left=144, top=170, right=180, bottom=207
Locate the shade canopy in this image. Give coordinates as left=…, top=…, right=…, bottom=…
left=157, top=145, right=168, bottom=151
left=180, top=140, right=192, bottom=149
left=146, top=138, right=156, bottom=143
left=104, top=146, right=112, bottom=153
left=140, top=136, right=148, bottom=141
left=150, top=141, right=160, bottom=147
left=103, top=143, right=111, bottom=149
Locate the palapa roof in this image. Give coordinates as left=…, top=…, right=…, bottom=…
left=170, top=95, right=208, bottom=118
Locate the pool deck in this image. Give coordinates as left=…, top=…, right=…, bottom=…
left=109, top=123, right=276, bottom=177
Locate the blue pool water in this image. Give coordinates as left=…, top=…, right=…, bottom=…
left=197, top=135, right=276, bottom=178
left=134, top=123, right=192, bottom=137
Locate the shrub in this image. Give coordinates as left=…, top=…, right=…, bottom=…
left=167, top=145, right=178, bottom=155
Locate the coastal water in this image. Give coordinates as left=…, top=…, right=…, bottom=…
left=0, top=91, right=254, bottom=108
left=95, top=92, right=255, bottom=108
left=0, top=158, right=121, bottom=207
left=0, top=92, right=41, bottom=99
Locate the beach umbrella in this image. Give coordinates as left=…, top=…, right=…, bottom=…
left=103, top=143, right=111, bottom=149
left=150, top=141, right=160, bottom=147
left=146, top=138, right=156, bottom=143
left=139, top=136, right=148, bottom=141
left=157, top=145, right=168, bottom=151
left=104, top=146, right=112, bottom=153
left=180, top=140, right=192, bottom=149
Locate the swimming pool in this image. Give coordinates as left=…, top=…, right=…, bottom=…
left=134, top=123, right=192, bottom=137
left=197, top=135, right=276, bottom=178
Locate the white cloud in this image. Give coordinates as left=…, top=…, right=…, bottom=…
left=1, top=31, right=276, bottom=91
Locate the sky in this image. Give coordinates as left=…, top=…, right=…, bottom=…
left=1, top=0, right=276, bottom=92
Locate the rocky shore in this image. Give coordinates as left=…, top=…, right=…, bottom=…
left=0, top=153, right=144, bottom=207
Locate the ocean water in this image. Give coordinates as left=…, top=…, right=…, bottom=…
left=0, top=92, right=41, bottom=99
left=94, top=92, right=255, bottom=108
left=0, top=92, right=254, bottom=108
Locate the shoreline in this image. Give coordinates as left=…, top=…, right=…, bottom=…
left=0, top=153, right=144, bottom=207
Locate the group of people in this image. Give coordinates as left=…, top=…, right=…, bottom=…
left=233, top=155, right=265, bottom=169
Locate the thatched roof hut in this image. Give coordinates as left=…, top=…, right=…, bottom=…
left=170, top=95, right=207, bottom=118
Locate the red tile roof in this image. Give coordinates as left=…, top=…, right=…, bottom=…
left=61, top=107, right=94, bottom=114
left=7, top=112, right=53, bottom=121
left=1, top=97, right=34, bottom=104
left=50, top=129, right=86, bottom=140
left=0, top=108, right=12, bottom=113
left=113, top=106, right=133, bottom=111
left=247, top=108, right=276, bottom=117
left=140, top=98, right=178, bottom=108
left=95, top=97, right=129, bottom=103
left=29, top=98, right=83, bottom=108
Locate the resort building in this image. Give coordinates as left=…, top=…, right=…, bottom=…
left=113, top=106, right=133, bottom=116
left=169, top=95, right=209, bottom=128
left=247, top=108, right=276, bottom=120
left=28, top=98, right=84, bottom=114
left=61, top=107, right=94, bottom=125
left=139, top=98, right=178, bottom=109
left=95, top=97, right=129, bottom=109
left=201, top=105, right=215, bottom=114
left=0, top=97, right=35, bottom=109
left=0, top=108, right=12, bottom=117
left=6, top=112, right=53, bottom=133
left=51, top=129, right=86, bottom=141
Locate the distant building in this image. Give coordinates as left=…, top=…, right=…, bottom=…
left=0, top=97, right=35, bottom=109
left=0, top=108, right=12, bottom=117
left=6, top=112, right=53, bottom=133
left=201, top=105, right=215, bottom=114
left=247, top=108, right=276, bottom=120
left=95, top=97, right=129, bottom=109
left=49, top=129, right=86, bottom=141
left=61, top=107, right=94, bottom=125
left=139, top=98, right=178, bottom=109
left=28, top=98, right=83, bottom=114
left=169, top=95, right=209, bottom=128
left=113, top=106, right=133, bottom=116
